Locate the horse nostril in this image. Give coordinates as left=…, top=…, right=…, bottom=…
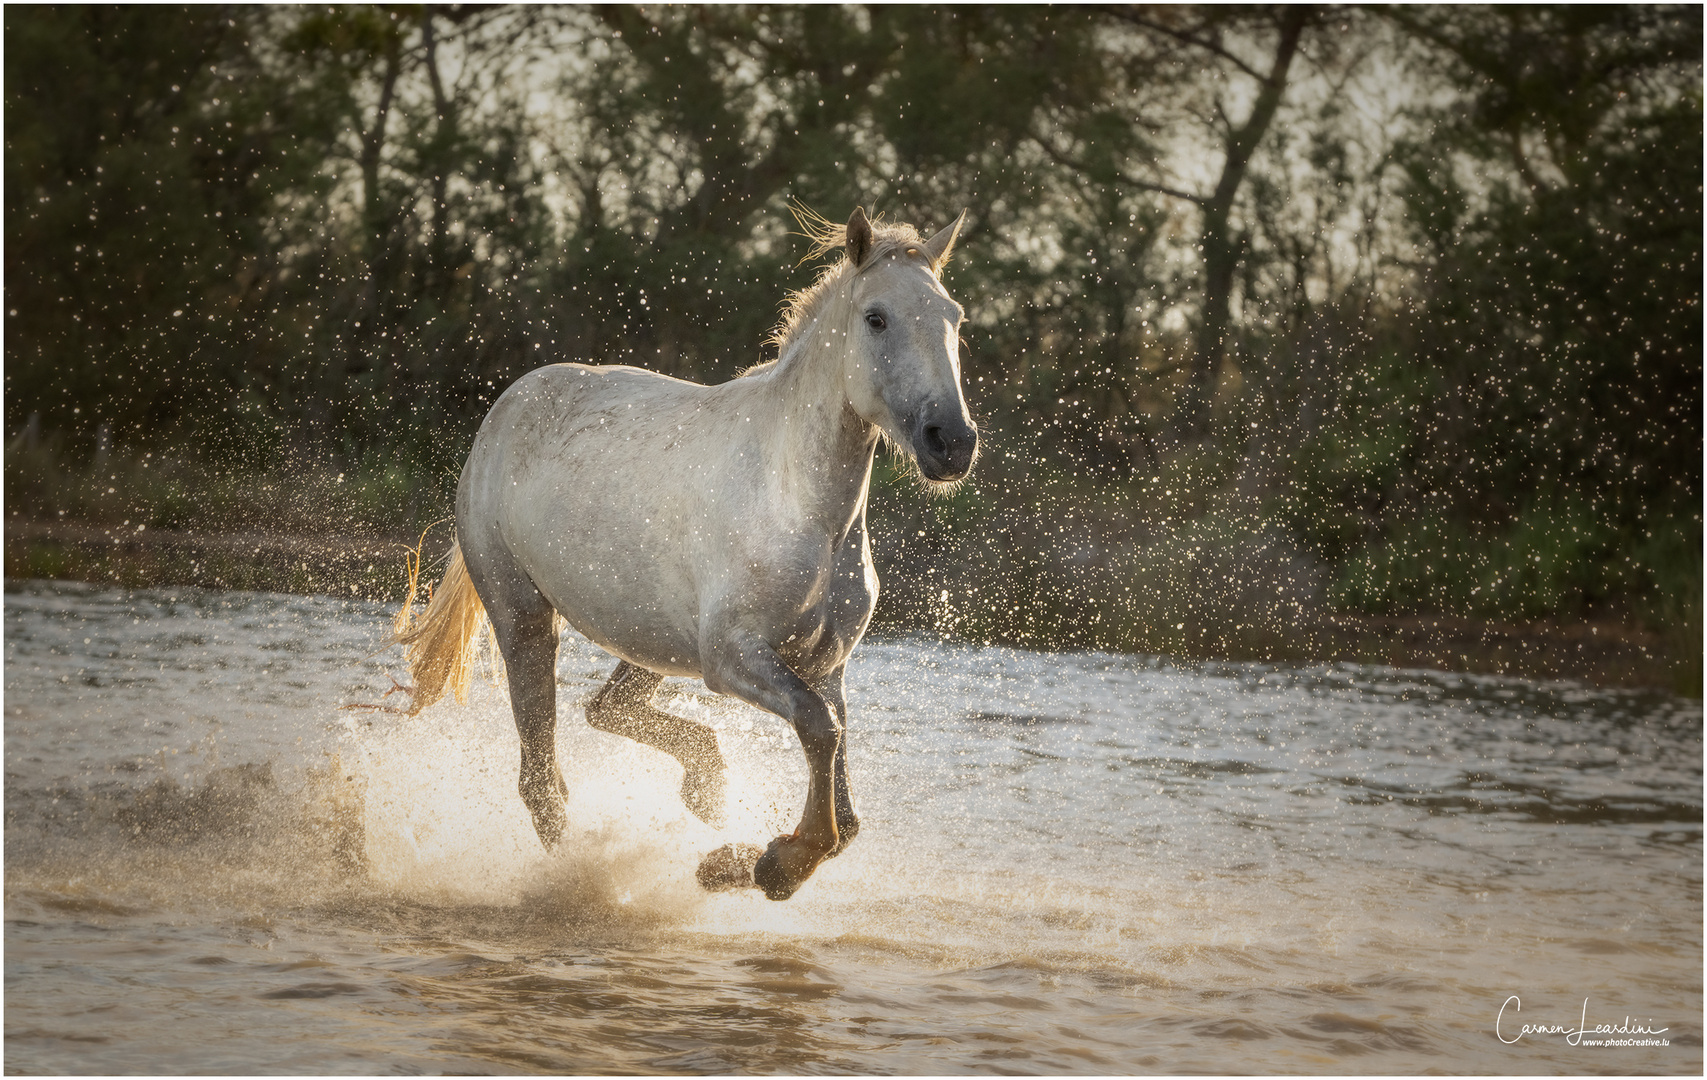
left=924, top=425, right=948, bottom=456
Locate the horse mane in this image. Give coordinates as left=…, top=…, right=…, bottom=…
left=745, top=209, right=930, bottom=376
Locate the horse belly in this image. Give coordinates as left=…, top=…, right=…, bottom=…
left=512, top=491, right=706, bottom=676
left=556, top=588, right=703, bottom=677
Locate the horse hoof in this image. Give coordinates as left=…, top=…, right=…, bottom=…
left=527, top=801, right=569, bottom=850
left=696, top=842, right=763, bottom=892
left=751, top=847, right=797, bottom=900
left=752, top=834, right=825, bottom=901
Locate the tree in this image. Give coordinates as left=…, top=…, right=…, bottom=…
left=1390, top=6, right=1701, bottom=526
left=1090, top=4, right=1317, bottom=438
left=4, top=6, right=296, bottom=445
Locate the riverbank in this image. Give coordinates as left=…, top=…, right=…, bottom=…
left=5, top=519, right=409, bottom=601
left=5, top=516, right=1689, bottom=694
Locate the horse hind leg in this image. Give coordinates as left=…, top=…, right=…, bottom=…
left=586, top=661, right=728, bottom=828
left=460, top=540, right=568, bottom=849
left=507, top=619, right=569, bottom=848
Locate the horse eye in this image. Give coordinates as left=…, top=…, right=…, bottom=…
left=865, top=311, right=886, bottom=333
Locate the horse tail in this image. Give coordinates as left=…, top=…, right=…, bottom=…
left=393, top=538, right=494, bottom=716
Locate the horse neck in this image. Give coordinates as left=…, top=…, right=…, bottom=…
left=764, top=281, right=879, bottom=535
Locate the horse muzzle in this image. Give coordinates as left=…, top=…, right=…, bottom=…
left=912, top=412, right=978, bottom=483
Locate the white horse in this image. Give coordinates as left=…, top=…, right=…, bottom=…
left=396, top=207, right=977, bottom=900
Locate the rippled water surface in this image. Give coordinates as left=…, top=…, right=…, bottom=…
left=5, top=580, right=1701, bottom=1073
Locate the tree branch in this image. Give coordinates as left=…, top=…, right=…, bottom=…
left=1030, top=126, right=1207, bottom=205
left=1097, top=5, right=1268, bottom=82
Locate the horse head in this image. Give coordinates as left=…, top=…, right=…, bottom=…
left=840, top=207, right=979, bottom=486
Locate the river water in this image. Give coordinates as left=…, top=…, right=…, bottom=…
left=4, top=579, right=1700, bottom=1074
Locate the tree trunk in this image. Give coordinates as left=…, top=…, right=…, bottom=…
left=422, top=8, right=452, bottom=298
left=349, top=35, right=400, bottom=389
left=1174, top=5, right=1310, bottom=438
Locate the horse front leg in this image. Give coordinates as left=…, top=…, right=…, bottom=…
left=814, top=667, right=859, bottom=857
left=703, top=631, right=840, bottom=900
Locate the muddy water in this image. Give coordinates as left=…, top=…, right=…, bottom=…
left=5, top=580, right=1700, bottom=1074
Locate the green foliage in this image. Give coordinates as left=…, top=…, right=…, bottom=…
left=1328, top=491, right=1622, bottom=621
left=4, top=7, right=282, bottom=437
left=1273, top=349, right=1436, bottom=561
left=1390, top=5, right=1702, bottom=527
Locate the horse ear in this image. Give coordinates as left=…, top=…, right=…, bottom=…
left=846, top=207, right=873, bottom=268
left=923, top=209, right=967, bottom=270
